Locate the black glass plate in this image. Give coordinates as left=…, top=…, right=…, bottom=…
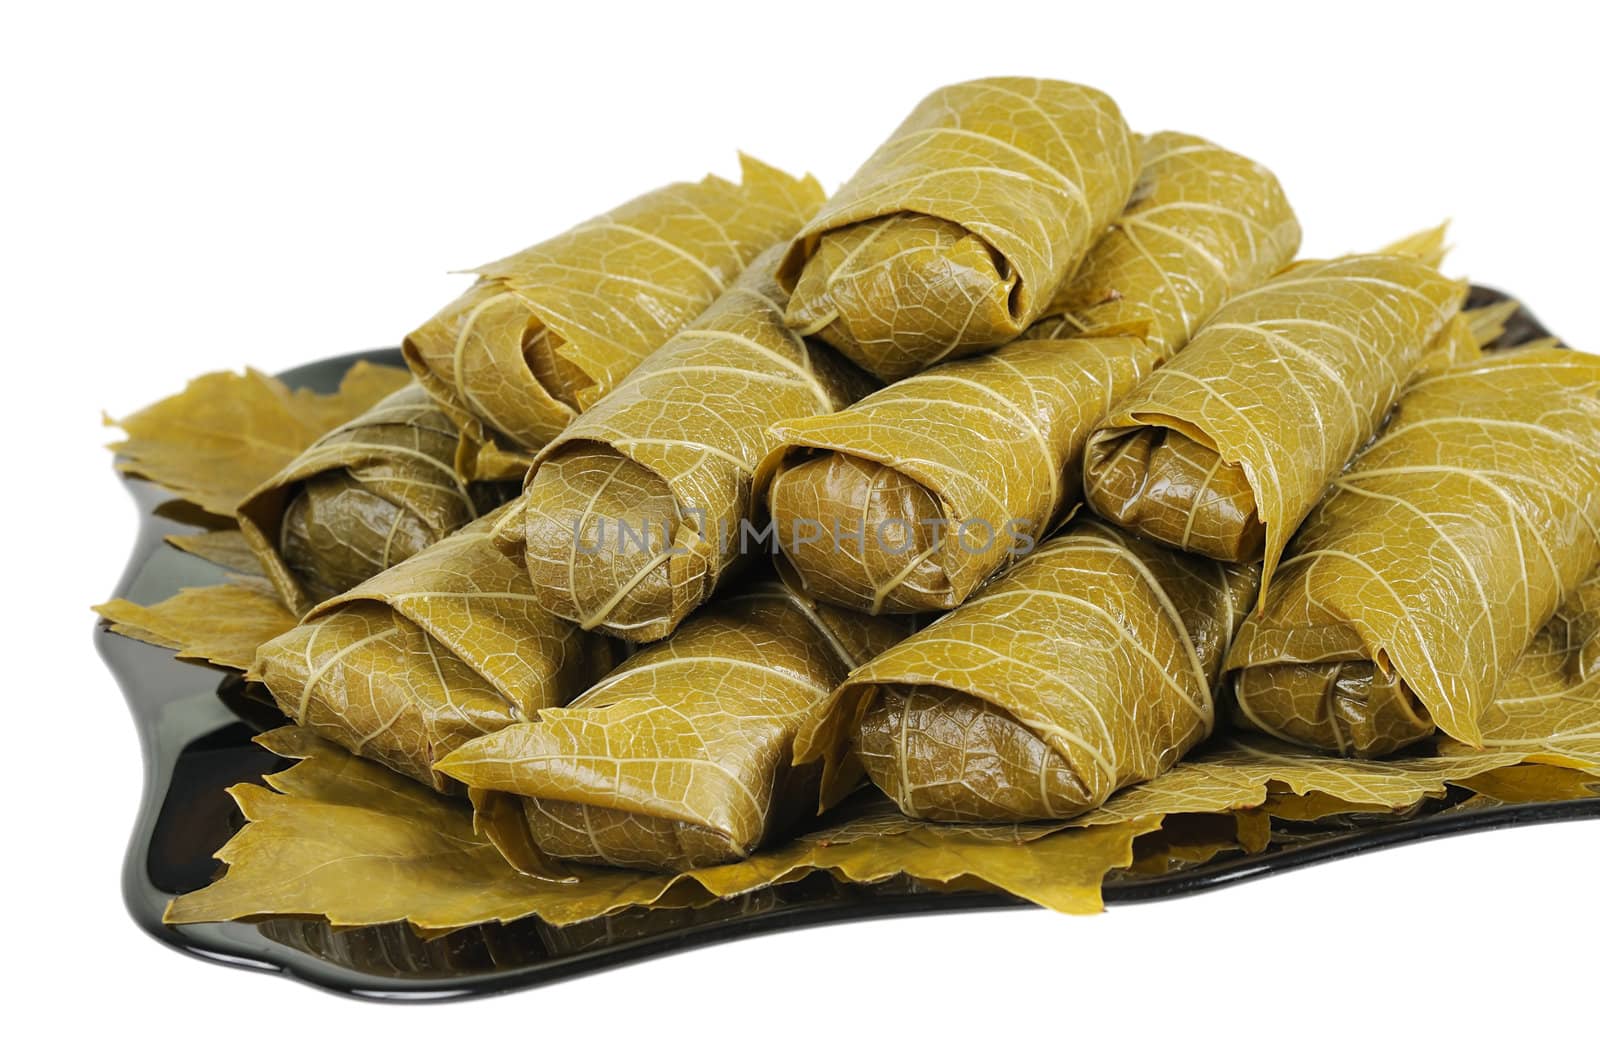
left=99, top=286, right=1599, bottom=1002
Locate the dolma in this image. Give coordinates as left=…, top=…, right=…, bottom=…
left=1082, top=248, right=1464, bottom=588
left=237, top=384, right=511, bottom=616
left=765, top=132, right=1299, bottom=613
left=793, top=520, right=1260, bottom=821
left=502, top=247, right=873, bottom=642
left=766, top=337, right=1154, bottom=613
left=435, top=579, right=912, bottom=871
left=404, top=156, right=824, bottom=475
left=1228, top=348, right=1600, bottom=755
left=253, top=511, right=617, bottom=789
left=778, top=77, right=1137, bottom=380
left=1462, top=568, right=1600, bottom=770
left=1026, top=130, right=1301, bottom=351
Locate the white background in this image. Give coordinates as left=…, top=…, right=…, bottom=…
left=4, top=0, right=1596, bottom=1058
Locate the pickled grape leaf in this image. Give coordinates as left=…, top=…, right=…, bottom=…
left=1082, top=246, right=1464, bottom=591
left=1410, top=299, right=1520, bottom=376
left=779, top=78, right=1137, bottom=380
left=1027, top=130, right=1302, bottom=356
left=106, top=361, right=413, bottom=518
left=403, top=156, right=824, bottom=475
left=794, top=520, right=1260, bottom=820
left=1460, top=570, right=1600, bottom=767
left=1453, top=764, right=1599, bottom=804
left=165, top=622, right=1600, bottom=936
left=237, top=384, right=500, bottom=616
left=1228, top=349, right=1600, bottom=754
left=165, top=728, right=1160, bottom=929
left=252, top=511, right=618, bottom=790
left=168, top=708, right=1600, bottom=935
left=95, top=580, right=297, bottom=671
left=505, top=247, right=873, bottom=642
left=165, top=529, right=265, bottom=576
left=766, top=337, right=1154, bottom=613
left=1121, top=811, right=1269, bottom=877
left=1086, top=727, right=1600, bottom=827
left=435, top=579, right=914, bottom=871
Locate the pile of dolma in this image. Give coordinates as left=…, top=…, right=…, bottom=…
left=99, top=76, right=1600, bottom=938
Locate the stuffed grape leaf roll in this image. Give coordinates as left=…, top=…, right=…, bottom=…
left=404, top=156, right=824, bottom=476
left=236, top=384, right=513, bottom=616
left=764, top=132, right=1298, bottom=613
left=253, top=511, right=617, bottom=789
left=1227, top=348, right=1600, bottom=755
left=793, top=520, right=1259, bottom=821
left=1025, top=130, right=1301, bottom=350
left=766, top=337, right=1154, bottom=613
left=1082, top=245, right=1464, bottom=591
left=435, top=579, right=912, bottom=870
left=778, top=77, right=1136, bottom=380
left=500, top=247, right=873, bottom=642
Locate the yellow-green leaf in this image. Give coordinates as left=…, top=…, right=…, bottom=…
left=1083, top=250, right=1464, bottom=583
left=94, top=581, right=297, bottom=671
left=779, top=78, right=1137, bottom=380
left=403, top=156, right=824, bottom=473
left=1229, top=351, right=1600, bottom=754
left=106, top=361, right=412, bottom=518
left=166, top=727, right=1160, bottom=929
left=508, top=247, right=871, bottom=641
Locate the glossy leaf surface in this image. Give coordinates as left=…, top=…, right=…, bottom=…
left=436, top=580, right=912, bottom=870
left=795, top=520, right=1260, bottom=820
left=404, top=157, right=824, bottom=473
left=1083, top=249, right=1464, bottom=590
left=253, top=512, right=617, bottom=789
left=508, top=248, right=871, bottom=641
left=767, top=337, right=1153, bottom=612
left=1028, top=130, right=1301, bottom=356
left=106, top=362, right=412, bottom=518
left=779, top=78, right=1136, bottom=379
left=237, top=384, right=493, bottom=615
left=95, top=580, right=297, bottom=672
left=1229, top=349, right=1600, bottom=753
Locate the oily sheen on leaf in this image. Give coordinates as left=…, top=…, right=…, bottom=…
left=1026, top=130, right=1301, bottom=355
left=766, top=337, right=1154, bottom=613
left=1081, top=731, right=1598, bottom=827
left=1228, top=349, right=1600, bottom=754
left=1458, top=569, right=1600, bottom=768
left=1083, top=249, right=1464, bottom=588
left=778, top=77, right=1137, bottom=380
left=506, top=247, right=872, bottom=642
left=237, top=384, right=508, bottom=616
left=436, top=579, right=914, bottom=871
left=166, top=529, right=266, bottom=576
left=95, top=580, right=298, bottom=672
left=794, top=520, right=1260, bottom=821
left=404, top=156, right=824, bottom=474
left=252, top=511, right=617, bottom=789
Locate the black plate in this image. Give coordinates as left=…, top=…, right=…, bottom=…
left=99, top=286, right=1599, bottom=1002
